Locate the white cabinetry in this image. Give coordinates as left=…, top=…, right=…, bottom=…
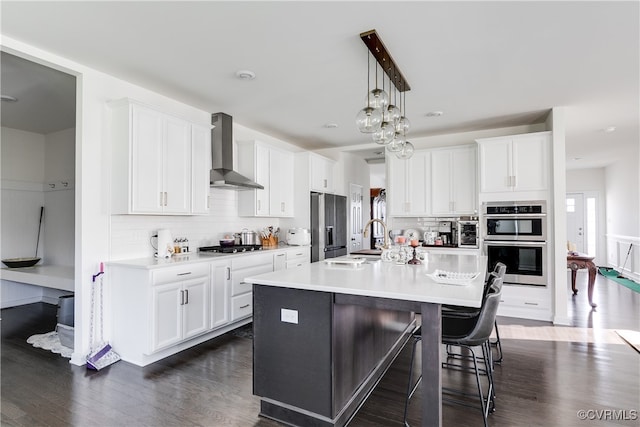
left=310, top=153, right=336, bottom=193
left=210, top=260, right=231, bottom=330
left=230, top=253, right=273, bottom=321
left=497, top=284, right=551, bottom=321
left=150, top=264, right=209, bottom=352
left=477, top=132, right=550, bottom=193
left=237, top=141, right=294, bottom=217
left=285, top=246, right=311, bottom=269
left=387, top=150, right=431, bottom=216
left=191, top=124, right=212, bottom=214
left=431, top=146, right=477, bottom=215
left=109, top=99, right=210, bottom=215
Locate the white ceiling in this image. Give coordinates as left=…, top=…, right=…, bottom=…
left=1, top=1, right=638, bottom=169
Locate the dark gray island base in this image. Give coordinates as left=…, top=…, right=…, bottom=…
left=253, top=284, right=415, bottom=427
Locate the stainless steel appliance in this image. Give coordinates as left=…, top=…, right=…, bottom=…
left=483, top=200, right=546, bottom=241
left=210, top=113, right=264, bottom=190
left=438, top=221, right=454, bottom=245
left=482, top=201, right=547, bottom=286
left=457, top=220, right=479, bottom=248
left=311, top=192, right=347, bottom=261
left=199, top=244, right=263, bottom=254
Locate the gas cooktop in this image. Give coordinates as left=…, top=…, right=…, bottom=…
left=198, top=245, right=263, bottom=254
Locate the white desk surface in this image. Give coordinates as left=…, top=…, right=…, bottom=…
left=0, top=265, right=74, bottom=292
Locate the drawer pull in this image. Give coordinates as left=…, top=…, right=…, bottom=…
left=277, top=254, right=285, bottom=257
left=176, top=272, right=192, bottom=276
left=239, top=304, right=250, bottom=309
left=524, top=302, right=539, bottom=306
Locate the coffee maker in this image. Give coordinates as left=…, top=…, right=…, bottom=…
left=438, top=221, right=453, bottom=245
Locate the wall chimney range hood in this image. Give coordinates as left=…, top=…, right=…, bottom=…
left=210, top=112, right=264, bottom=190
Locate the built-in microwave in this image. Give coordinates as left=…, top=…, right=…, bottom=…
left=483, top=201, right=546, bottom=241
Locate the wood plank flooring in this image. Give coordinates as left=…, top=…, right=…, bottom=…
left=2, top=272, right=639, bottom=426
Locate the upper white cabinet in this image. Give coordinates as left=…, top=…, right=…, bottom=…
left=477, top=132, right=550, bottom=193
left=191, top=124, right=212, bottom=214
left=109, top=99, right=211, bottom=215
left=431, top=146, right=477, bottom=215
left=309, top=153, right=336, bottom=193
left=237, top=141, right=294, bottom=217
left=387, top=150, right=431, bottom=216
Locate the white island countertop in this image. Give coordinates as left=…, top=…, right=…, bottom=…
left=246, top=254, right=488, bottom=308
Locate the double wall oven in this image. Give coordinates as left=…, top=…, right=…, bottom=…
left=483, top=201, right=547, bottom=286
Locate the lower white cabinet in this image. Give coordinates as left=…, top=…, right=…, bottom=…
left=150, top=264, right=209, bottom=352
left=230, top=252, right=274, bottom=321
left=497, top=284, right=551, bottom=321
left=210, top=260, right=231, bottom=330
left=285, top=246, right=311, bottom=269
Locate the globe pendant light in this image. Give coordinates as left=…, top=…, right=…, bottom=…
left=385, top=82, right=401, bottom=123
left=356, top=106, right=383, bottom=133
left=396, top=140, right=414, bottom=159
left=356, top=53, right=382, bottom=133
left=395, top=91, right=411, bottom=133
left=387, top=133, right=405, bottom=152
left=372, top=120, right=395, bottom=144
left=367, top=61, right=388, bottom=109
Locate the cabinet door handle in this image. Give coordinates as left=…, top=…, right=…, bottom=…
left=160, top=192, right=164, bottom=206
left=184, top=289, right=189, bottom=305
left=512, top=175, right=516, bottom=188
left=164, top=192, right=168, bottom=206
left=180, top=290, right=185, bottom=305
left=207, top=196, right=211, bottom=209
left=226, top=267, right=231, bottom=280
left=323, top=179, right=327, bottom=188
left=281, top=202, right=285, bottom=212
left=240, top=304, right=250, bottom=309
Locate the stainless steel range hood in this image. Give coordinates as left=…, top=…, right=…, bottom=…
left=210, top=112, right=264, bottom=190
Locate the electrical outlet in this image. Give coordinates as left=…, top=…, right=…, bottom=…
left=281, top=308, right=298, bottom=324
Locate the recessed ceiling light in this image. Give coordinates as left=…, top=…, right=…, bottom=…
left=323, top=123, right=339, bottom=129
left=1, top=95, right=18, bottom=102
left=603, top=126, right=616, bottom=133
left=235, top=70, right=256, bottom=80
left=425, top=111, right=443, bottom=117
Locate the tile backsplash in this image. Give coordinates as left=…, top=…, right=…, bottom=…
left=389, top=217, right=461, bottom=238
left=109, top=189, right=283, bottom=260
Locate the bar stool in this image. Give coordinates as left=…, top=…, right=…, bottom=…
left=403, top=286, right=502, bottom=427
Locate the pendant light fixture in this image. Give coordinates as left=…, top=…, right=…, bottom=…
left=356, top=52, right=383, bottom=133
left=357, top=30, right=413, bottom=159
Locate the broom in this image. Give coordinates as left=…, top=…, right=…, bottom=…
left=86, top=263, right=120, bottom=370
left=617, top=244, right=633, bottom=279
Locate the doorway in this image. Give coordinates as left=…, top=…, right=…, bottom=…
left=566, top=192, right=598, bottom=257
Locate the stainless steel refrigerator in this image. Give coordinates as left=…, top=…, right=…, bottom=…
left=311, top=192, right=347, bottom=262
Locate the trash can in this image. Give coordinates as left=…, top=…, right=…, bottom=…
left=57, top=294, right=74, bottom=327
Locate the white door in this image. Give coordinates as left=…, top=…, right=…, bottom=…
left=182, top=276, right=209, bottom=339
left=566, top=193, right=585, bottom=253
left=151, top=282, right=183, bottom=352
left=210, top=261, right=231, bottom=329
left=350, top=184, right=363, bottom=252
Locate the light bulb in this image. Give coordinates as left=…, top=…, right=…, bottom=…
left=395, top=116, right=411, bottom=134
left=372, top=121, right=396, bottom=145
left=367, top=88, right=389, bottom=109
left=396, top=141, right=414, bottom=160
left=384, top=104, right=401, bottom=123
left=355, top=107, right=383, bottom=133
left=387, top=133, right=405, bottom=152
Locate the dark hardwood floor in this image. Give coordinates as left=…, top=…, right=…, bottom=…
left=2, top=271, right=639, bottom=426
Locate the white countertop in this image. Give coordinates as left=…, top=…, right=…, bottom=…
left=0, top=265, right=74, bottom=292
left=107, top=245, right=304, bottom=269
left=246, top=254, right=488, bottom=307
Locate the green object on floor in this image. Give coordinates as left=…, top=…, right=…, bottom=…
left=599, top=267, right=640, bottom=293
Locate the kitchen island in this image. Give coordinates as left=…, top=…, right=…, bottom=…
left=246, top=253, right=487, bottom=427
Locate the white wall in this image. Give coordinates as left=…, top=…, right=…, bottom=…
left=604, top=151, right=640, bottom=281
left=369, top=162, right=385, bottom=189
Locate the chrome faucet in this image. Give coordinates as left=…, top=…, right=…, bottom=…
left=363, top=218, right=390, bottom=249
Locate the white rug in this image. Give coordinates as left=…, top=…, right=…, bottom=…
left=27, top=331, right=73, bottom=358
